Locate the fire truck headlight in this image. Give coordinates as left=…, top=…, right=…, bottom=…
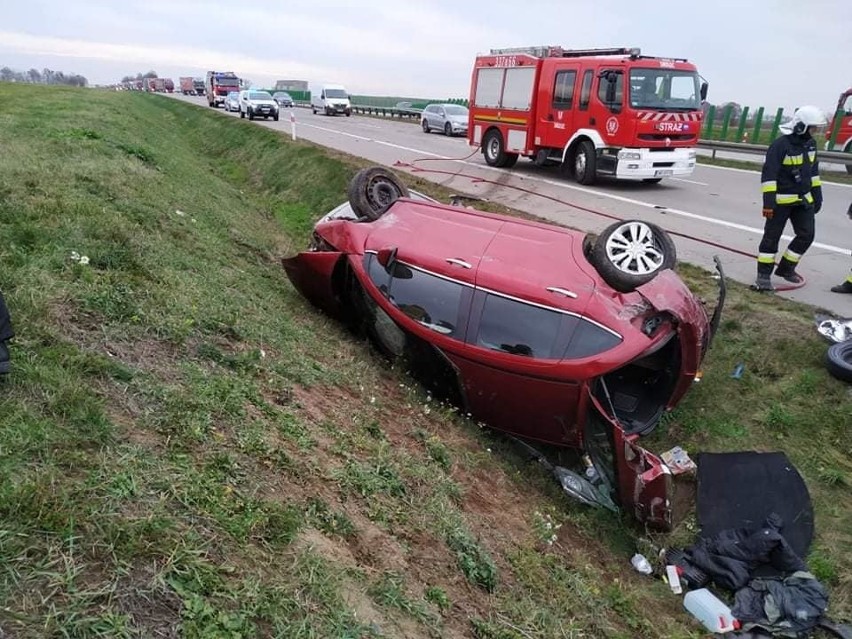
left=617, top=150, right=642, bottom=161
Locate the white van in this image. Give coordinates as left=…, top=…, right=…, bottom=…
left=311, top=84, right=352, bottom=116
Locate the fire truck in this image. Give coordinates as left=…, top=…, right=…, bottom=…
left=827, top=87, right=852, bottom=174
left=206, top=71, right=241, bottom=108
left=467, top=46, right=708, bottom=185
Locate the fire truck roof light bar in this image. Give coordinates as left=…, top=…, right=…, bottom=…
left=489, top=46, right=643, bottom=59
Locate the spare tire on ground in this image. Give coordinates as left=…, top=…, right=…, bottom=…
left=347, top=167, right=410, bottom=221
left=590, top=219, right=677, bottom=292
left=825, top=340, right=852, bottom=383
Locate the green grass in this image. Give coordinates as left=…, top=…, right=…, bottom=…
left=0, top=83, right=849, bottom=638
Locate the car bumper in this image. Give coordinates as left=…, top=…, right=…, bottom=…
left=611, top=148, right=696, bottom=179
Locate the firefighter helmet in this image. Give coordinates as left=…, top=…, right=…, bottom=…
left=781, top=105, right=828, bottom=135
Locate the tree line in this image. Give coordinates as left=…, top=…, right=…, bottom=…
left=120, top=71, right=159, bottom=83
left=0, top=66, right=88, bottom=87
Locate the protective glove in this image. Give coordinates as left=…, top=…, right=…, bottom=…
left=762, top=207, right=775, bottom=219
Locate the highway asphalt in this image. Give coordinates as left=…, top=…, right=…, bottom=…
left=171, top=94, right=852, bottom=317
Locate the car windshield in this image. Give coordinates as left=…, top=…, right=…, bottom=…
left=276, top=93, right=291, bottom=99
left=249, top=92, right=272, bottom=100
left=444, top=105, right=468, bottom=116
left=628, top=68, right=700, bottom=110
left=325, top=89, right=347, bottom=98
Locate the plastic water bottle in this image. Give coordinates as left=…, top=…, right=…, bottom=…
left=683, top=588, right=738, bottom=633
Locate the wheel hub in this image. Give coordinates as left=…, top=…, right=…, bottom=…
left=605, top=222, right=664, bottom=275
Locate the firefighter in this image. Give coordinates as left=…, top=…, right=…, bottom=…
left=830, top=201, right=852, bottom=294
left=0, top=291, right=12, bottom=375
left=754, top=105, right=828, bottom=291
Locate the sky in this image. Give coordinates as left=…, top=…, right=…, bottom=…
left=1, top=0, right=851, bottom=112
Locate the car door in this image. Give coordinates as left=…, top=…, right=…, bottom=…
left=584, top=393, right=673, bottom=530
left=538, top=64, right=579, bottom=151
left=454, top=223, right=598, bottom=445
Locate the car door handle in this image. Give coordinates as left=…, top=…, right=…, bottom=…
left=546, top=286, right=578, bottom=299
left=445, top=258, right=472, bottom=269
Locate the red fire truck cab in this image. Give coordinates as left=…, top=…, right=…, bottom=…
left=828, top=88, right=852, bottom=174
left=467, top=46, right=708, bottom=185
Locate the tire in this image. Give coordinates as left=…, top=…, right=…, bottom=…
left=825, top=341, right=852, bottom=382
left=590, top=220, right=677, bottom=292
left=273, top=114, right=279, bottom=121
left=240, top=110, right=244, bottom=119
left=422, top=119, right=430, bottom=133
left=312, top=107, right=317, bottom=114
left=444, top=122, right=452, bottom=136
left=248, top=110, right=254, bottom=121
left=347, top=167, right=410, bottom=221
left=643, top=178, right=663, bottom=184
left=482, top=129, right=518, bottom=168
left=574, top=140, right=597, bottom=185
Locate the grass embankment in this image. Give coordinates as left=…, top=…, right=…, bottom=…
left=0, top=83, right=849, bottom=638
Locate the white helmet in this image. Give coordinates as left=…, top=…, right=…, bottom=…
left=780, top=105, right=828, bottom=135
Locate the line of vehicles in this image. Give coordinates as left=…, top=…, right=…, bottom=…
left=184, top=47, right=852, bottom=184
left=121, top=77, right=176, bottom=93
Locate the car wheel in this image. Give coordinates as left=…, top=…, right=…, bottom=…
left=312, top=107, right=317, bottom=114
left=347, top=166, right=411, bottom=221
left=240, top=110, right=245, bottom=119
left=482, top=129, right=518, bottom=168
left=444, top=122, right=452, bottom=136
left=825, top=341, right=852, bottom=382
left=248, top=110, right=254, bottom=121
left=422, top=119, right=430, bottom=133
left=273, top=113, right=279, bottom=121
left=574, top=140, right=597, bottom=185
left=590, top=220, right=677, bottom=292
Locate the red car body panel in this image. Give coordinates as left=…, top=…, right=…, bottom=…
left=283, top=196, right=717, bottom=529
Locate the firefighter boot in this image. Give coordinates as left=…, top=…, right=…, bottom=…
left=774, top=259, right=804, bottom=284
left=830, top=276, right=852, bottom=294
left=753, top=274, right=774, bottom=292
left=0, top=340, right=9, bottom=375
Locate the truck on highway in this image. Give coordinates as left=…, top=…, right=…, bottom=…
left=193, top=78, right=205, bottom=96
left=827, top=88, right=852, bottom=174
left=179, top=77, right=195, bottom=95
left=152, top=78, right=166, bottom=92
left=206, top=71, right=241, bottom=108
left=466, top=46, right=708, bottom=185
left=164, top=78, right=175, bottom=93
left=310, top=83, right=352, bottom=116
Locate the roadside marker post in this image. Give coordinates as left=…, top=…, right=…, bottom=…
left=290, top=110, right=296, bottom=141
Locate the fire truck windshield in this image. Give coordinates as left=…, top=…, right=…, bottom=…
left=217, top=78, right=240, bottom=87
left=628, top=69, right=700, bottom=110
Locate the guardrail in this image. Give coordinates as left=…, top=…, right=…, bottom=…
left=351, top=104, right=422, bottom=119
left=698, top=140, right=852, bottom=167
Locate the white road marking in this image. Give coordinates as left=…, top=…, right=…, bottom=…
left=301, top=122, right=370, bottom=141
left=672, top=177, right=709, bottom=186
left=296, top=118, right=851, bottom=255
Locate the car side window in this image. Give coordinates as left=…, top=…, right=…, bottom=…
left=552, top=70, right=577, bottom=110
left=473, top=293, right=563, bottom=358
left=365, top=254, right=390, bottom=297
left=562, top=319, right=622, bottom=359
left=386, top=263, right=465, bottom=338
left=579, top=70, right=594, bottom=111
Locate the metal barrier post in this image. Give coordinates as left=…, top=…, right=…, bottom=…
left=751, top=106, right=765, bottom=145
left=769, top=107, right=784, bottom=141
left=735, top=106, right=750, bottom=142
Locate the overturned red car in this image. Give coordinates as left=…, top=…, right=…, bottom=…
left=283, top=167, right=725, bottom=529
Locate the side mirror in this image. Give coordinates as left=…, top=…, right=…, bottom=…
left=700, top=81, right=709, bottom=101
left=377, top=247, right=398, bottom=268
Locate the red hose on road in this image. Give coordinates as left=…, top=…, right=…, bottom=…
left=393, top=156, right=809, bottom=292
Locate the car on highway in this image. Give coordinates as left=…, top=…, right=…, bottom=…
left=282, top=167, right=725, bottom=529
left=239, top=90, right=279, bottom=121
left=422, top=103, right=469, bottom=136
left=273, top=91, right=295, bottom=108
left=394, top=101, right=420, bottom=117
left=224, top=91, right=240, bottom=112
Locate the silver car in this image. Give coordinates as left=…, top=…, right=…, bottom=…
left=421, top=103, right=469, bottom=136
left=224, top=91, right=240, bottom=112
left=239, top=90, right=280, bottom=121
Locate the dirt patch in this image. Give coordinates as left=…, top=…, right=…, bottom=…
left=113, top=564, right=182, bottom=638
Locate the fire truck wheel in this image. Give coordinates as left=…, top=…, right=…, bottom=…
left=574, top=140, right=597, bottom=185
left=483, top=130, right=518, bottom=168
left=348, top=167, right=411, bottom=221
left=590, top=219, right=677, bottom=292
